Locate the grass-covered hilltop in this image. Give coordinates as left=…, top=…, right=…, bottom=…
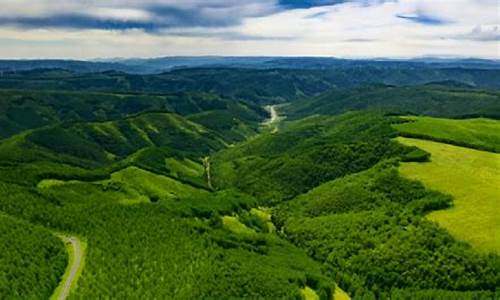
left=0, top=60, right=499, bottom=299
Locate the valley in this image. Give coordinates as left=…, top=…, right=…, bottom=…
left=1, top=0, right=499, bottom=298
left=263, top=104, right=286, bottom=133
left=0, top=61, right=499, bottom=300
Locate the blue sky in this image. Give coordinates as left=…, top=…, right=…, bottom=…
left=0, top=0, right=498, bottom=58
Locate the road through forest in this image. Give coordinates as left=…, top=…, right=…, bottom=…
left=55, top=235, right=83, bottom=300
left=263, top=105, right=281, bottom=133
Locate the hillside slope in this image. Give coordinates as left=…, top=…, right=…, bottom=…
left=0, top=112, right=226, bottom=167
left=275, top=161, right=499, bottom=298
left=1, top=67, right=500, bottom=105
left=394, top=116, right=500, bottom=152
left=286, top=85, right=500, bottom=119
left=398, top=137, right=500, bottom=253
left=0, top=89, right=266, bottom=140
left=212, top=112, right=418, bottom=203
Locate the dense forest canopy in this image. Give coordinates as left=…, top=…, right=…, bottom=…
left=0, top=59, right=499, bottom=299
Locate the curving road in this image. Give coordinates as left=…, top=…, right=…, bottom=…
left=263, top=105, right=280, bottom=133
left=203, top=157, right=213, bottom=189
left=56, top=235, right=83, bottom=300
left=268, top=105, right=279, bottom=123
left=264, top=105, right=279, bottom=124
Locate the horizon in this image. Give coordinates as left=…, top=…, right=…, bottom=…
left=2, top=55, right=500, bottom=62
left=0, top=0, right=498, bottom=59
left=0, top=3, right=499, bottom=298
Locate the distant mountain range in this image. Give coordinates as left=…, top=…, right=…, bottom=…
left=1, top=57, right=499, bottom=74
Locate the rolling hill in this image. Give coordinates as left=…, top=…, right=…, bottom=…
left=398, top=137, right=500, bottom=254
left=275, top=160, right=498, bottom=298
left=286, top=85, right=500, bottom=119
left=394, top=116, right=500, bottom=152
left=0, top=89, right=266, bottom=140
left=0, top=62, right=499, bottom=299
left=2, top=57, right=500, bottom=74
left=394, top=116, right=500, bottom=254
left=211, top=112, right=421, bottom=203
left=1, top=66, right=500, bottom=105
left=0, top=112, right=224, bottom=165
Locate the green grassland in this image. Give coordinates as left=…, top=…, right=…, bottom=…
left=107, top=166, right=210, bottom=204
left=333, top=287, right=351, bottom=300
left=301, top=286, right=319, bottom=300
left=222, top=216, right=256, bottom=235
left=394, top=116, right=500, bottom=152
left=398, top=137, right=500, bottom=253
left=38, top=165, right=210, bottom=206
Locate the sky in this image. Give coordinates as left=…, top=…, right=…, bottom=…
left=0, top=0, right=498, bottom=59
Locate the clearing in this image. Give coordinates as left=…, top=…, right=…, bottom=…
left=300, top=286, right=319, bottom=300
left=299, top=285, right=350, bottom=300
left=333, top=286, right=351, bottom=300
left=222, top=216, right=256, bottom=235
left=397, top=137, right=500, bottom=253
left=394, top=116, right=500, bottom=152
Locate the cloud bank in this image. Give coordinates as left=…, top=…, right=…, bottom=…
left=0, top=0, right=497, bottom=58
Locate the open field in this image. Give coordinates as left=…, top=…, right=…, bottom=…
left=108, top=166, right=209, bottom=204
left=333, top=286, right=351, bottom=300
left=286, top=85, right=500, bottom=120
left=398, top=137, right=500, bottom=254
left=300, top=286, right=319, bottom=300
left=394, top=116, right=500, bottom=152
left=37, top=166, right=209, bottom=205
left=222, top=216, right=256, bottom=235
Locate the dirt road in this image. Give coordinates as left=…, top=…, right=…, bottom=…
left=203, top=157, right=213, bottom=189
left=56, top=235, right=83, bottom=300
left=263, top=105, right=281, bottom=133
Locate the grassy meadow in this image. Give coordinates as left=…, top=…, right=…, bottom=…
left=394, top=116, right=500, bottom=152
left=286, top=85, right=500, bottom=120
left=398, top=137, right=500, bottom=253
left=334, top=287, right=351, bottom=300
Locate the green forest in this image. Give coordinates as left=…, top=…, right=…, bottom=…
left=0, top=65, right=499, bottom=299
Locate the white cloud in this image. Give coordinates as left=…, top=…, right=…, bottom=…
left=0, top=0, right=497, bottom=58
left=89, top=8, right=154, bottom=21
